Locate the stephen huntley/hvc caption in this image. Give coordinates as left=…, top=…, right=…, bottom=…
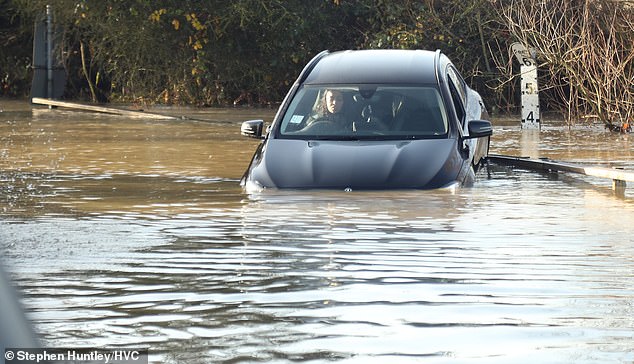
left=4, top=348, right=148, bottom=364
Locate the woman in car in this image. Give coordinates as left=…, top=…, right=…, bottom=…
left=301, top=88, right=388, bottom=134
left=300, top=89, right=349, bottom=133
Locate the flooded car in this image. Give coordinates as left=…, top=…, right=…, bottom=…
left=240, top=49, right=492, bottom=190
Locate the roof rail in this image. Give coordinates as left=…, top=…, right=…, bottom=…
left=434, top=49, right=443, bottom=86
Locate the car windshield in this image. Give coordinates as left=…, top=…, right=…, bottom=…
left=278, top=85, right=449, bottom=139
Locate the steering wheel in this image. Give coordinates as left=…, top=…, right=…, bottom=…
left=354, top=117, right=388, bottom=134
left=298, top=119, right=339, bottom=134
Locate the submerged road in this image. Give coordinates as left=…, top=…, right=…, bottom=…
left=1, top=100, right=633, bottom=363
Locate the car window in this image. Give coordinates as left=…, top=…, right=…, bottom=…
left=446, top=68, right=466, bottom=126
left=278, top=85, right=448, bottom=139
left=447, top=68, right=466, bottom=101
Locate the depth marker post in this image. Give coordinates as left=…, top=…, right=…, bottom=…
left=511, top=43, right=540, bottom=129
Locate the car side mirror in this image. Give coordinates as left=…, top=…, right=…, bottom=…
left=465, top=119, right=493, bottom=139
left=241, top=119, right=265, bottom=139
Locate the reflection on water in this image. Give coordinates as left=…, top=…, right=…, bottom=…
left=1, top=100, right=634, bottom=363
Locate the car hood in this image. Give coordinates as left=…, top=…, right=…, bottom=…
left=248, top=138, right=463, bottom=189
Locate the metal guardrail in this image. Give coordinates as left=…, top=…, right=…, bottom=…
left=32, top=97, right=177, bottom=120
left=487, top=154, right=633, bottom=193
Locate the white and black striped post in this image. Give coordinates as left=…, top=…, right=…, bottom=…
left=511, top=42, right=540, bottom=130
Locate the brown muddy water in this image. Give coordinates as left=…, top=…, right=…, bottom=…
left=1, top=99, right=634, bottom=363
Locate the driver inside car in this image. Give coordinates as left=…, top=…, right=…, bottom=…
left=300, top=88, right=388, bottom=134
left=300, top=89, right=349, bottom=133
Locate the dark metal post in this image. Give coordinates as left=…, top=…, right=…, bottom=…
left=46, top=5, right=53, bottom=107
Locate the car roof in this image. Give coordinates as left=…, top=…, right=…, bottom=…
left=302, top=49, right=440, bottom=85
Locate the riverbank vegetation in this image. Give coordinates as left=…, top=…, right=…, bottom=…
left=1, top=0, right=632, bottom=129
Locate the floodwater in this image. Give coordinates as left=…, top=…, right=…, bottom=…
left=1, top=99, right=633, bottom=363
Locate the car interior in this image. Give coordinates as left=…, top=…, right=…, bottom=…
left=279, top=85, right=448, bottom=138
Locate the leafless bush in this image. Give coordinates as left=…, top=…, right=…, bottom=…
left=500, top=0, right=634, bottom=129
